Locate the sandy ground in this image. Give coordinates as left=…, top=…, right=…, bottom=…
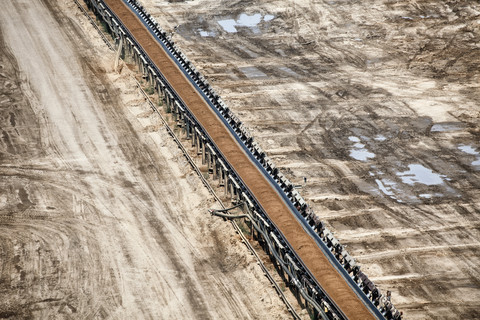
left=101, top=1, right=375, bottom=318
left=0, top=0, right=293, bottom=319
left=136, top=0, right=480, bottom=319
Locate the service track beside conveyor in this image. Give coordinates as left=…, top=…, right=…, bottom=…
left=101, top=0, right=378, bottom=319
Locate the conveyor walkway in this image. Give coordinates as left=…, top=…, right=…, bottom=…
left=103, top=1, right=377, bottom=319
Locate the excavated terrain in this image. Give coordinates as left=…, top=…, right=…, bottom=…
left=102, top=0, right=376, bottom=318
left=1, top=0, right=479, bottom=319
left=136, top=0, right=480, bottom=319
left=0, top=0, right=294, bottom=319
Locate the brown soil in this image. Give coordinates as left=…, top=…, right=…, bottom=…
left=103, top=0, right=376, bottom=319
left=136, top=0, right=480, bottom=319
left=0, top=0, right=292, bottom=318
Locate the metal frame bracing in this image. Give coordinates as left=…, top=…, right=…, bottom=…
left=82, top=0, right=403, bottom=319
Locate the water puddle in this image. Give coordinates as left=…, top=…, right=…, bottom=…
left=458, top=144, right=478, bottom=155
left=368, top=155, right=457, bottom=202
left=198, top=28, right=217, bottom=37
left=264, top=15, right=274, bottom=21
left=371, top=165, right=451, bottom=203
left=350, top=149, right=375, bottom=161
left=218, top=13, right=275, bottom=34
left=373, top=176, right=424, bottom=203
left=218, top=19, right=241, bottom=33
left=396, top=164, right=446, bottom=185
left=431, top=122, right=465, bottom=132
left=458, top=144, right=480, bottom=167
left=375, top=178, right=396, bottom=197
left=239, top=66, right=268, bottom=79
left=347, top=132, right=459, bottom=202
left=348, top=136, right=375, bottom=161
left=374, top=134, right=387, bottom=141
left=419, top=193, right=444, bottom=199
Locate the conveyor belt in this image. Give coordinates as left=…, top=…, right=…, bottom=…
left=101, top=1, right=380, bottom=319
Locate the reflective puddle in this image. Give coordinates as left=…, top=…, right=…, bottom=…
left=458, top=144, right=479, bottom=155
left=458, top=144, right=480, bottom=167
left=375, top=178, right=397, bottom=198
left=374, top=175, right=448, bottom=203
left=348, top=132, right=461, bottom=203
left=218, top=13, right=275, bottom=34
left=198, top=29, right=217, bottom=37
left=348, top=136, right=375, bottom=161
left=396, top=164, right=446, bottom=185
left=370, top=164, right=451, bottom=203
left=419, top=193, right=444, bottom=199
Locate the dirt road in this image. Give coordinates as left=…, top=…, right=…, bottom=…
left=138, top=0, right=480, bottom=319
left=0, top=0, right=292, bottom=318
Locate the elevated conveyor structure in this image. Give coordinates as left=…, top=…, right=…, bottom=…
left=83, top=0, right=403, bottom=319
